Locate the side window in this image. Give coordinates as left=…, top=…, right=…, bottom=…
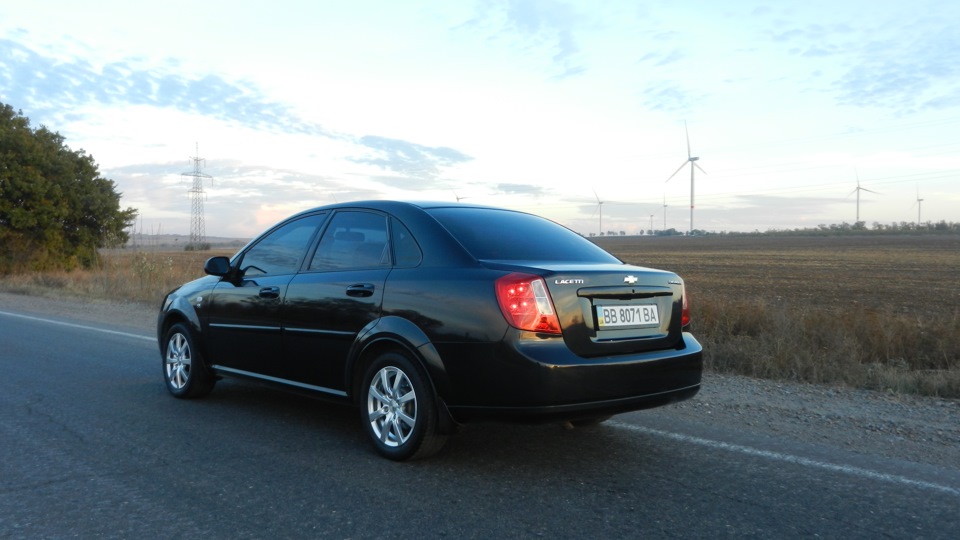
left=391, top=218, right=422, bottom=267
left=310, top=211, right=389, bottom=271
left=239, top=214, right=326, bottom=276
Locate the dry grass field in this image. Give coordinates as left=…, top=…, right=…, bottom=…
left=597, top=234, right=960, bottom=397
left=0, top=248, right=234, bottom=306
left=1, top=234, right=957, bottom=397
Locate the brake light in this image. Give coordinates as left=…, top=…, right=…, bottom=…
left=495, top=273, right=561, bottom=334
left=681, top=283, right=691, bottom=327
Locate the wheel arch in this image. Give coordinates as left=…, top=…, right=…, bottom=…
left=348, top=316, right=457, bottom=432
left=158, top=298, right=205, bottom=358
left=160, top=293, right=202, bottom=328
left=348, top=316, right=452, bottom=398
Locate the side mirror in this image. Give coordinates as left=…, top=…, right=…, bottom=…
left=203, top=256, right=231, bottom=277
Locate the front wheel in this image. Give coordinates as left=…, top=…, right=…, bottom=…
left=361, top=351, right=447, bottom=461
left=162, top=322, right=215, bottom=399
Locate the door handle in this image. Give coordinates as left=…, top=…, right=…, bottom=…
left=346, top=283, right=375, bottom=297
left=258, top=286, right=281, bottom=299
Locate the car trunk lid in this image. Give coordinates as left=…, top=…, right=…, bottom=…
left=485, top=261, right=686, bottom=357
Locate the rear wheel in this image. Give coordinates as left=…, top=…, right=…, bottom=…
left=361, top=351, right=447, bottom=461
left=162, top=322, right=215, bottom=399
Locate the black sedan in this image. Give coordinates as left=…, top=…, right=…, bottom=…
left=158, top=201, right=703, bottom=460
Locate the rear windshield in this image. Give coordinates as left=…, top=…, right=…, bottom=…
left=427, top=207, right=621, bottom=263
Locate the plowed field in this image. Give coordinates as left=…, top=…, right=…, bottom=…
left=596, top=234, right=960, bottom=318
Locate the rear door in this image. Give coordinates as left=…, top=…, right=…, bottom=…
left=279, top=210, right=391, bottom=393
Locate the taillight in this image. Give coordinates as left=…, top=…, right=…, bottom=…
left=681, top=283, right=691, bottom=327
left=495, top=273, right=561, bottom=334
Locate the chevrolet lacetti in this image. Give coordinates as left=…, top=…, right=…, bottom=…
left=158, top=201, right=703, bottom=460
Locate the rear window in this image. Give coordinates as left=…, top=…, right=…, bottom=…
left=427, top=207, right=621, bottom=263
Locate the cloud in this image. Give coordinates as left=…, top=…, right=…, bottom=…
left=638, top=48, right=685, bottom=68
left=350, top=135, right=472, bottom=179
left=105, top=159, right=354, bottom=236
left=106, top=160, right=343, bottom=206
left=762, top=13, right=960, bottom=113
left=831, top=25, right=960, bottom=112
left=367, top=174, right=437, bottom=192
left=0, top=39, right=332, bottom=137
left=695, top=193, right=852, bottom=231
left=0, top=38, right=476, bottom=195
left=463, top=0, right=588, bottom=80
left=639, top=81, right=697, bottom=114
left=496, top=182, right=547, bottom=196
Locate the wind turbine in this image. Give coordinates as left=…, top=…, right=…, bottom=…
left=848, top=169, right=878, bottom=222
left=912, top=184, right=924, bottom=224
left=591, top=189, right=604, bottom=236
left=453, top=191, right=470, bottom=202
left=666, top=121, right=706, bottom=234
left=662, top=194, right=668, bottom=230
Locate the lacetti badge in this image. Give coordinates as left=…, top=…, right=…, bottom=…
left=624, top=275, right=638, bottom=284
left=555, top=278, right=585, bottom=284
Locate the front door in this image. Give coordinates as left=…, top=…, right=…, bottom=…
left=205, top=213, right=326, bottom=378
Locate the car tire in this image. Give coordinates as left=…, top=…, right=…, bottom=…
left=162, top=322, right=215, bottom=399
left=361, top=350, right=447, bottom=461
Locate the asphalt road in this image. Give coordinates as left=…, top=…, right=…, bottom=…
left=1, top=307, right=958, bottom=539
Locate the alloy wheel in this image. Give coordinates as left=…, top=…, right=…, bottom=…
left=165, top=332, right=191, bottom=390
left=366, top=366, right=418, bottom=447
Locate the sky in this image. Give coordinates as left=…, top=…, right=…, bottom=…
left=1, top=0, right=958, bottom=238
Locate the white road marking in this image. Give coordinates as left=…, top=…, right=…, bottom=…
left=3, top=308, right=957, bottom=498
left=611, top=421, right=960, bottom=497
left=0, top=310, right=155, bottom=342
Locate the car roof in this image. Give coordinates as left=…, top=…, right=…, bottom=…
left=282, top=200, right=532, bottom=225
left=297, top=200, right=501, bottom=214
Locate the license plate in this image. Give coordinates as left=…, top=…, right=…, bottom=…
left=596, top=304, right=660, bottom=328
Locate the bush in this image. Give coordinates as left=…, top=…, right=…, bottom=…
left=0, top=103, right=137, bottom=274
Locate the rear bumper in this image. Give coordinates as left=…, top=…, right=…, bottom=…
left=447, top=383, right=700, bottom=423
left=442, top=332, right=703, bottom=423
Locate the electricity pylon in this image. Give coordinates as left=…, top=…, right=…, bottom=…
left=182, top=143, right=212, bottom=250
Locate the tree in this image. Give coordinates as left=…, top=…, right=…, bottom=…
left=0, top=103, right=137, bottom=273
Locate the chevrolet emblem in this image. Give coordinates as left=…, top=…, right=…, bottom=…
left=624, top=275, right=638, bottom=284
